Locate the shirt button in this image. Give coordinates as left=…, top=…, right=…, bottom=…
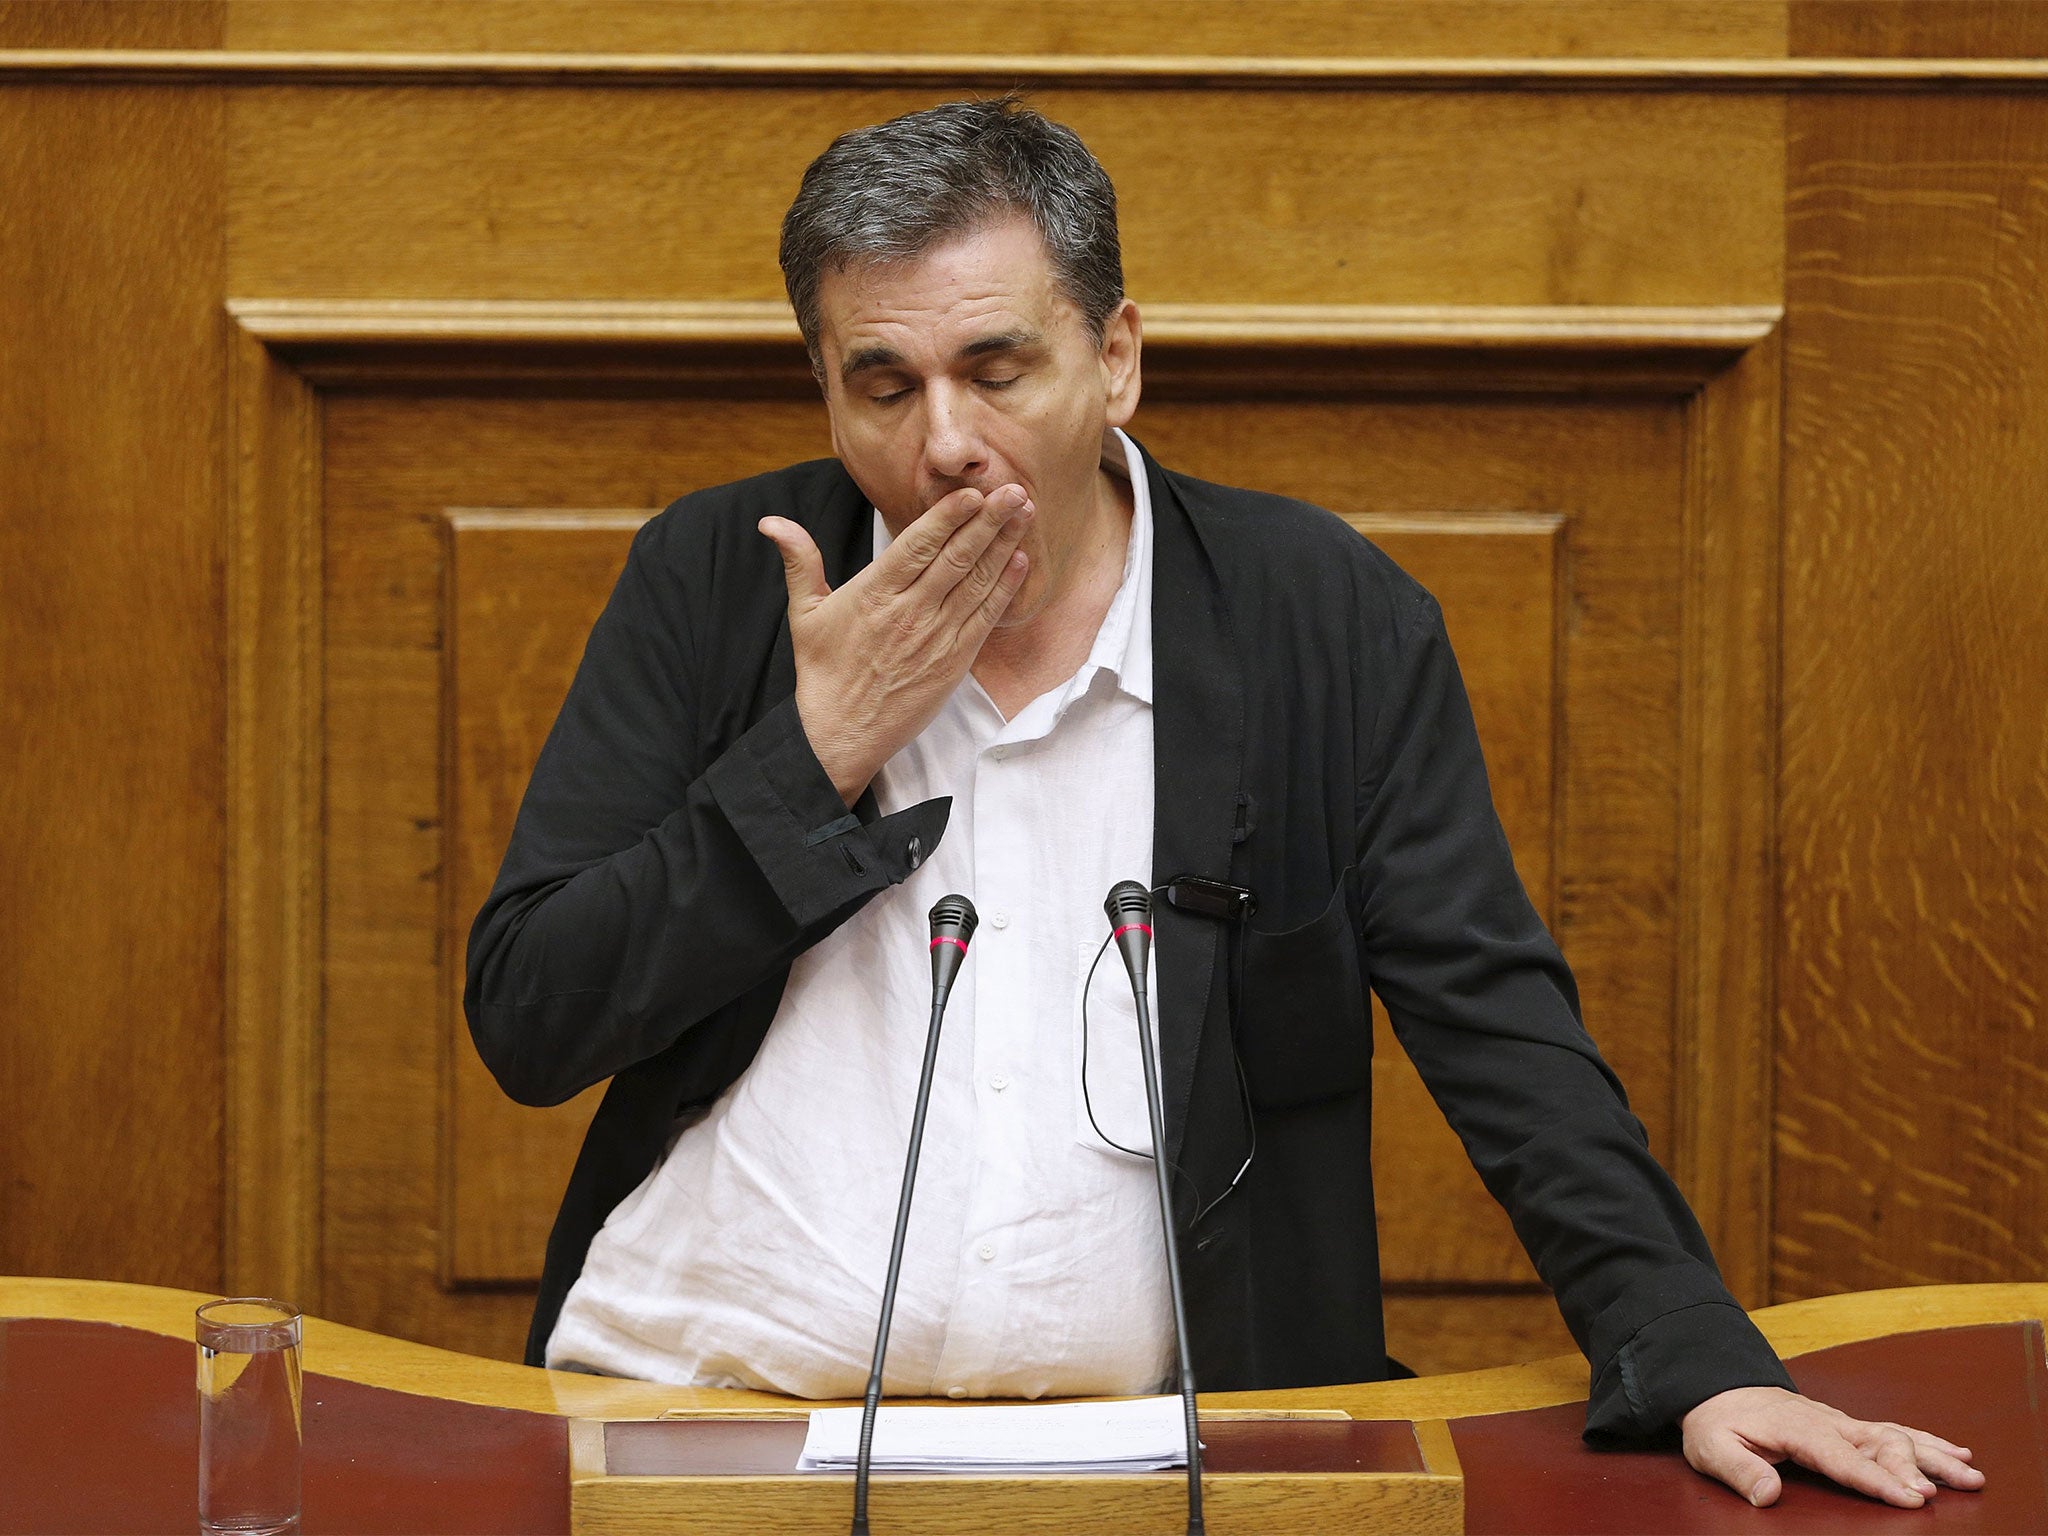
left=991, top=746, right=1009, bottom=761
left=990, top=1074, right=1009, bottom=1092
left=976, top=1242, right=995, bottom=1262
left=947, top=1386, right=968, bottom=1399
left=990, top=913, right=1010, bottom=930
left=905, top=836, right=923, bottom=870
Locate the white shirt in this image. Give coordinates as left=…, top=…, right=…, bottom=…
left=548, top=429, right=1173, bottom=1398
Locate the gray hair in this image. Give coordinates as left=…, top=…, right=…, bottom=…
left=779, top=97, right=1124, bottom=376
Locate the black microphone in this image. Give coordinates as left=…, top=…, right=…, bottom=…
left=851, top=894, right=978, bottom=1536
left=1102, top=879, right=1206, bottom=1536
left=928, top=893, right=975, bottom=1003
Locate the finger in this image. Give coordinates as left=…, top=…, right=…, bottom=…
left=1916, top=1444, right=1986, bottom=1490
left=939, top=503, right=1032, bottom=627
left=871, top=485, right=991, bottom=591
left=1860, top=1425, right=1934, bottom=1498
left=1897, top=1430, right=1984, bottom=1489
left=757, top=518, right=830, bottom=610
left=1786, top=1426, right=1927, bottom=1508
left=966, top=548, right=1030, bottom=636
left=1685, top=1428, right=1784, bottom=1508
left=913, top=486, right=1033, bottom=603
left=1894, top=1424, right=1973, bottom=1462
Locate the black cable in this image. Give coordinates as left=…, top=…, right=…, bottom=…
left=1079, top=891, right=1256, bottom=1225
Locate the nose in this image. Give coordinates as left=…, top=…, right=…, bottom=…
left=921, top=382, right=988, bottom=486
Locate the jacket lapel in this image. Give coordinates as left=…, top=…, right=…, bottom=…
left=1143, top=445, right=1248, bottom=1173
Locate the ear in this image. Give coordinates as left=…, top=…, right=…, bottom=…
left=1099, top=299, right=1143, bottom=428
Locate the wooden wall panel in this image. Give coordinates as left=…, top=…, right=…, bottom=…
left=436, top=510, right=1563, bottom=1295
left=307, top=352, right=1726, bottom=1373
left=22, top=0, right=2044, bottom=1394
left=1138, top=396, right=1687, bottom=1136
left=224, top=87, right=1782, bottom=308
left=0, top=0, right=219, bottom=48
left=322, top=392, right=832, bottom=1356
left=442, top=511, right=642, bottom=1285
left=1791, top=1, right=2048, bottom=57
left=0, top=73, right=227, bottom=1290
left=222, top=0, right=1789, bottom=61
left=1776, top=89, right=2048, bottom=1300
left=1139, top=394, right=1692, bottom=1372
left=1359, top=518, right=1562, bottom=1306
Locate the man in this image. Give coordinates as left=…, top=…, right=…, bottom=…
left=467, top=99, right=1980, bottom=1509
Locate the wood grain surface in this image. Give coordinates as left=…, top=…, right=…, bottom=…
left=297, top=334, right=1744, bottom=1370
left=442, top=511, right=642, bottom=1285
left=0, top=0, right=220, bottom=49
left=1775, top=82, right=2048, bottom=1300
left=1792, top=0, right=2048, bottom=58
left=321, top=390, right=834, bottom=1358
left=217, top=1, right=1790, bottom=62
left=222, top=86, right=1781, bottom=307
left=5, top=0, right=2043, bottom=1412
left=0, top=73, right=227, bottom=1291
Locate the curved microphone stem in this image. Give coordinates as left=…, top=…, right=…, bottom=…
left=852, top=895, right=976, bottom=1536
left=1106, top=880, right=1206, bottom=1536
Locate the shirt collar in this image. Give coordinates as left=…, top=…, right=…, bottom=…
left=1082, top=427, right=1154, bottom=706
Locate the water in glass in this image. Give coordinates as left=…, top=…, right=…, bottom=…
left=196, top=1300, right=302, bottom=1535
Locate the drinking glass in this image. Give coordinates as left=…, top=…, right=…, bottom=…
left=195, top=1298, right=303, bottom=1535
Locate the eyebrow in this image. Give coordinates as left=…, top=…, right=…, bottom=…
left=838, top=329, right=1044, bottom=387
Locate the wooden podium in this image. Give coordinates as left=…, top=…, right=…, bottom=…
left=4, top=1278, right=2046, bottom=1534
left=568, top=1408, right=1464, bottom=1534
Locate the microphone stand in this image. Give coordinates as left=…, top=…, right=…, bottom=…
left=851, top=894, right=977, bottom=1536
left=1105, top=880, right=1206, bottom=1536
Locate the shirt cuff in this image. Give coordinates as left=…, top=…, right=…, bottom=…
left=702, top=696, right=950, bottom=930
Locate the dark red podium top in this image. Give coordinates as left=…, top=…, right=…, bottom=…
left=1, top=1313, right=2042, bottom=1533
left=0, top=1318, right=569, bottom=1534
left=1456, top=1320, right=2048, bottom=1533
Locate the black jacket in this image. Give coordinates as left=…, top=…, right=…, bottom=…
left=466, top=444, right=1793, bottom=1438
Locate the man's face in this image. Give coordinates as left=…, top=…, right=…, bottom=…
left=813, top=214, right=1140, bottom=625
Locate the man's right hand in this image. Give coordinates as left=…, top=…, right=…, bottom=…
left=758, top=483, right=1034, bottom=806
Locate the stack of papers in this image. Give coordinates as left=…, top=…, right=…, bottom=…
left=797, top=1394, right=1191, bottom=1473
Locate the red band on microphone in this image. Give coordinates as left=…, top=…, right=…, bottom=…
left=1110, top=923, right=1154, bottom=942
left=929, top=936, right=968, bottom=953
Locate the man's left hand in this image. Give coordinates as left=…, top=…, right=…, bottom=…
left=1682, top=1386, right=1985, bottom=1508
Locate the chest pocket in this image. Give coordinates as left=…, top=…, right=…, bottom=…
left=1234, top=867, right=1372, bottom=1111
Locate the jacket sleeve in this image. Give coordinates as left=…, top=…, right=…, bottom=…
left=464, top=513, right=949, bottom=1110
left=1353, top=588, right=1793, bottom=1441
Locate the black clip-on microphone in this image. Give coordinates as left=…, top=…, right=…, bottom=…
left=1105, top=879, right=1206, bottom=1536
left=850, top=894, right=977, bottom=1536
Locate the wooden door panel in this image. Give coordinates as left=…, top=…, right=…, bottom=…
left=1136, top=396, right=1683, bottom=1368
left=325, top=387, right=1685, bottom=1376
left=1353, top=515, right=1564, bottom=1290
left=323, top=394, right=831, bottom=1358
left=443, top=512, right=646, bottom=1285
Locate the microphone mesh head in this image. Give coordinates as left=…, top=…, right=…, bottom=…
left=1103, top=880, right=1152, bottom=926
left=929, top=894, right=978, bottom=942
